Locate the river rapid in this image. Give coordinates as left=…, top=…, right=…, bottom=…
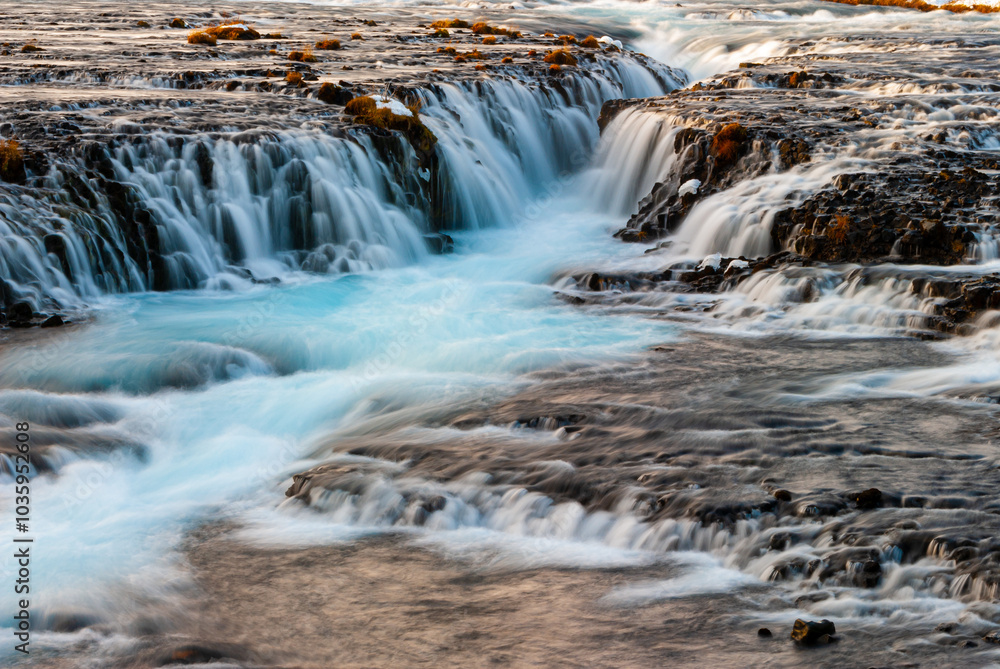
left=2, top=0, right=1000, bottom=667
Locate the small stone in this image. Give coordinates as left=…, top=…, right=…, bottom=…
left=773, top=489, right=792, bottom=502
left=984, top=630, right=1000, bottom=644
left=791, top=618, right=836, bottom=645
left=852, top=488, right=882, bottom=510
left=41, top=314, right=64, bottom=328
left=958, top=640, right=978, bottom=649
left=757, top=627, right=772, bottom=638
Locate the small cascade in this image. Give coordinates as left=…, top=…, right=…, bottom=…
left=0, top=59, right=681, bottom=315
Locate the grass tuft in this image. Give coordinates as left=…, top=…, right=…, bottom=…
left=0, top=140, right=25, bottom=182
left=315, top=39, right=341, bottom=50
left=543, top=49, right=576, bottom=66
left=710, top=122, right=749, bottom=167
left=580, top=35, right=601, bottom=48
left=471, top=22, right=521, bottom=38
left=430, top=19, right=469, bottom=29
left=288, top=49, right=317, bottom=62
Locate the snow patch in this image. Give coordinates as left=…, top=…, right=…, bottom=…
left=371, top=95, right=413, bottom=117
left=678, top=179, right=701, bottom=197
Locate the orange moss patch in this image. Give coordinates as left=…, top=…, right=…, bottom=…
left=710, top=122, right=749, bottom=167
left=556, top=34, right=577, bottom=45
left=206, top=21, right=260, bottom=40
left=580, top=35, right=600, bottom=48
left=432, top=28, right=450, bottom=38
left=549, top=64, right=561, bottom=73
left=471, top=22, right=521, bottom=38
left=188, top=31, right=217, bottom=46
left=543, top=49, right=576, bottom=66
left=343, top=96, right=437, bottom=153
left=456, top=49, right=487, bottom=60
left=437, top=46, right=457, bottom=55
left=315, top=39, right=341, bottom=50
left=351, top=32, right=363, bottom=40
left=21, top=44, right=43, bottom=53
left=501, top=56, right=513, bottom=64
left=827, top=214, right=851, bottom=244
left=286, top=71, right=303, bottom=85
left=430, top=19, right=469, bottom=29
left=136, top=20, right=151, bottom=28
left=170, top=18, right=187, bottom=29
left=475, top=63, right=488, bottom=70
left=288, top=49, right=317, bottom=62
left=482, top=35, right=497, bottom=45
left=0, top=140, right=25, bottom=182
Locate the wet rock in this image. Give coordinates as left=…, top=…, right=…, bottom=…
left=757, top=627, right=773, bottom=638
left=984, top=630, right=1000, bottom=644
left=791, top=618, right=836, bottom=645
left=852, top=488, right=882, bottom=510
left=773, top=489, right=792, bottom=502
left=40, top=314, right=64, bottom=328
left=155, top=643, right=243, bottom=666
left=8, top=301, right=33, bottom=323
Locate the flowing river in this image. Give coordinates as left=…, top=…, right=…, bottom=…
left=2, top=0, right=1000, bottom=666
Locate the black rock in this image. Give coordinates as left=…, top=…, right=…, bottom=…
left=852, top=488, right=882, bottom=510
left=8, top=301, right=33, bottom=323
left=791, top=618, right=836, bottom=645
left=40, top=314, right=64, bottom=328
left=757, top=627, right=773, bottom=638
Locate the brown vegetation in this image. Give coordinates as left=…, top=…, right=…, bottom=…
left=827, top=215, right=851, bottom=244
left=543, top=49, right=576, bottom=66
left=430, top=19, right=469, bottom=29
left=710, top=122, right=749, bottom=167
left=288, top=49, right=317, bottom=62
left=580, top=35, right=601, bottom=48
left=285, top=71, right=303, bottom=85
left=343, top=96, right=437, bottom=153
left=21, top=44, right=43, bottom=53
left=170, top=18, right=187, bottom=29
left=482, top=35, right=497, bottom=45
left=187, top=31, right=217, bottom=46
left=432, top=29, right=450, bottom=38
left=351, top=32, right=363, bottom=40
left=0, top=140, right=25, bottom=183
left=315, top=39, right=341, bottom=50
left=556, top=35, right=577, bottom=45
left=471, top=22, right=521, bottom=38
left=188, top=21, right=260, bottom=45
left=501, top=56, right=513, bottom=64
left=136, top=21, right=151, bottom=28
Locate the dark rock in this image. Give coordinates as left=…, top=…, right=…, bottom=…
left=757, top=627, right=773, bottom=638
left=41, top=314, right=65, bottom=328
left=8, top=301, right=33, bottom=323
left=852, top=488, right=882, bottom=510
left=984, top=630, right=1000, bottom=644
left=773, top=489, right=792, bottom=502
left=791, top=618, right=836, bottom=645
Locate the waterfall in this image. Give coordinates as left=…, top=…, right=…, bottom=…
left=0, top=59, right=682, bottom=316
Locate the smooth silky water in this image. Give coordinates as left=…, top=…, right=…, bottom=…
left=3, top=0, right=1000, bottom=666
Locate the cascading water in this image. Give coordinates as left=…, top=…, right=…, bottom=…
left=4, top=1, right=1000, bottom=666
